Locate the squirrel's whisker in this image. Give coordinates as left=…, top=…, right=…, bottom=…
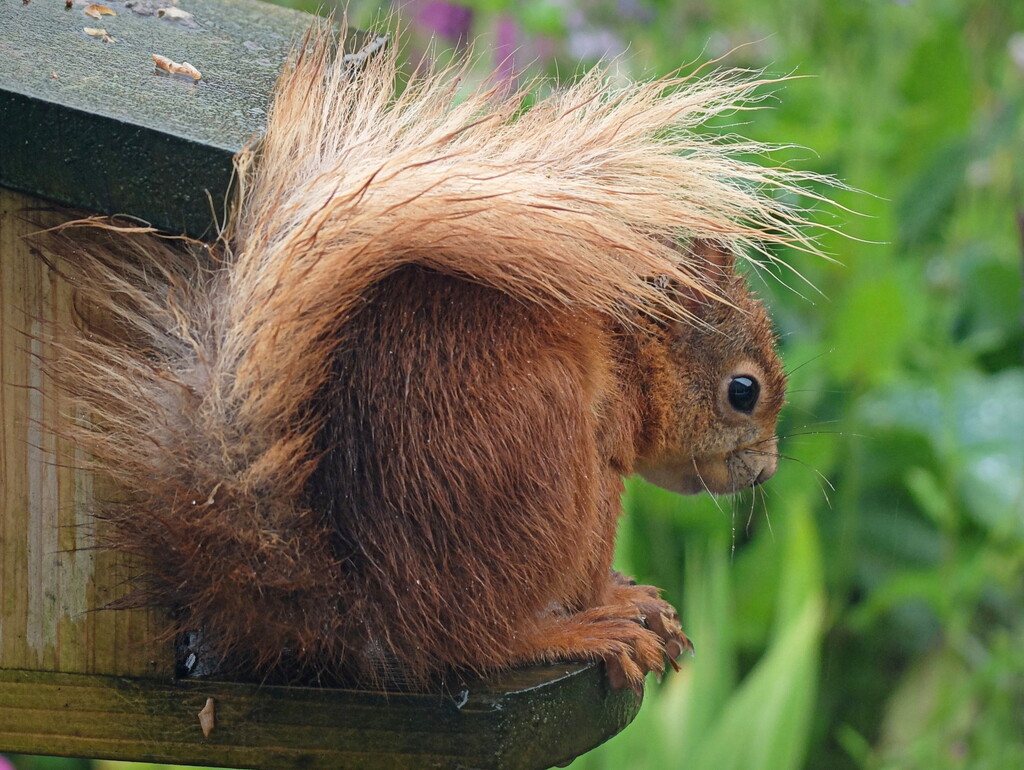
left=784, top=349, right=833, bottom=377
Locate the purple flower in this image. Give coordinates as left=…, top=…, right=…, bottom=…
left=416, top=1, right=474, bottom=45
left=494, top=15, right=519, bottom=90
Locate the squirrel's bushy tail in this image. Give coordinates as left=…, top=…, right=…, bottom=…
left=49, top=21, right=825, bottom=676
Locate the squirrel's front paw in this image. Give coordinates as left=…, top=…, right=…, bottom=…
left=513, top=603, right=683, bottom=693
left=608, top=576, right=693, bottom=673
left=642, top=604, right=693, bottom=671
left=587, top=615, right=670, bottom=693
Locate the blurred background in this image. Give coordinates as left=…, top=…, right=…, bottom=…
left=7, top=0, right=1023, bottom=768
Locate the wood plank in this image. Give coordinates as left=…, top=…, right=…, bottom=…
left=0, top=187, right=170, bottom=677
left=0, top=0, right=347, bottom=236
left=0, top=664, right=641, bottom=769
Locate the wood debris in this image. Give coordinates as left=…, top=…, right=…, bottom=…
left=157, top=6, right=200, bottom=30
left=84, top=27, right=116, bottom=43
left=197, top=697, right=216, bottom=737
left=151, top=53, right=203, bottom=81
left=84, top=3, right=116, bottom=17
left=157, top=7, right=192, bottom=21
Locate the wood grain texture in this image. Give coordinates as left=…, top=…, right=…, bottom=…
left=0, top=187, right=169, bottom=677
left=0, top=664, right=641, bottom=769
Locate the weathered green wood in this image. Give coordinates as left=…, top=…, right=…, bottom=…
left=0, top=0, right=354, bottom=236
left=0, top=664, right=641, bottom=769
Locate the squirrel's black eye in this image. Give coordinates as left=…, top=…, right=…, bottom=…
left=728, top=375, right=760, bottom=413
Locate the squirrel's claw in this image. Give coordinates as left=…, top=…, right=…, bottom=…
left=606, top=578, right=694, bottom=677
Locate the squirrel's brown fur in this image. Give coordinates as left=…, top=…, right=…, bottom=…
left=46, top=22, right=820, bottom=689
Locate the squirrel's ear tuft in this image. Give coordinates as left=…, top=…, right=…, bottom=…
left=690, top=239, right=736, bottom=277
left=661, top=239, right=737, bottom=314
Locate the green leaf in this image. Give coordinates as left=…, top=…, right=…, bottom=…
left=897, top=140, right=971, bottom=247
left=828, top=275, right=913, bottom=385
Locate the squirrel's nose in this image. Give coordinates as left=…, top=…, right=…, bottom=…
left=752, top=464, right=775, bottom=487
left=750, top=438, right=779, bottom=487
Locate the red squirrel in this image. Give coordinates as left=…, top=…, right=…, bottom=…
left=48, top=24, right=816, bottom=690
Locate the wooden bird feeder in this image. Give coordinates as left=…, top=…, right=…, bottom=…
left=0, top=1, right=641, bottom=767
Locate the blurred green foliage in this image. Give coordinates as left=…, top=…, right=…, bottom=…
left=8, top=0, right=1021, bottom=768
left=579, top=1, right=1024, bottom=767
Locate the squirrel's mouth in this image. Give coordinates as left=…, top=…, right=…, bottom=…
left=637, top=441, right=779, bottom=496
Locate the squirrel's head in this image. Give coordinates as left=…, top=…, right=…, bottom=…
left=635, top=241, right=787, bottom=496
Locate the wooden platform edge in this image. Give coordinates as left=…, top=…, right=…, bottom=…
left=0, top=0, right=357, bottom=236
left=0, top=663, right=642, bottom=770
